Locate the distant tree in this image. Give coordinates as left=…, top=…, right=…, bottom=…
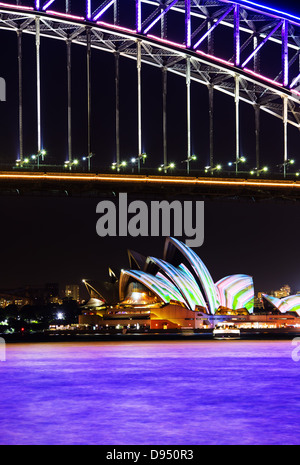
left=60, top=299, right=81, bottom=323
left=3, top=304, right=18, bottom=319
left=7, top=317, right=28, bottom=332
left=20, top=305, right=37, bottom=321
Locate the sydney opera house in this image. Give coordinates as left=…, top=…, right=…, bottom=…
left=79, top=237, right=300, bottom=331
left=262, top=294, right=300, bottom=316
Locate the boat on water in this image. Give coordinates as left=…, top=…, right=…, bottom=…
left=213, top=322, right=240, bottom=339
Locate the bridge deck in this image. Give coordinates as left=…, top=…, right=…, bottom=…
left=0, top=171, right=300, bottom=200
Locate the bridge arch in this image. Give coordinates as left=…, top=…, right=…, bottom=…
left=0, top=1, right=300, bottom=176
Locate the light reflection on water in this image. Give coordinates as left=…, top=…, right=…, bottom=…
left=1, top=340, right=300, bottom=445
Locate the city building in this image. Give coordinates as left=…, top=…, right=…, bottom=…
left=45, top=283, right=61, bottom=304
left=274, top=284, right=291, bottom=299
left=0, top=288, right=35, bottom=307
left=65, top=284, right=80, bottom=302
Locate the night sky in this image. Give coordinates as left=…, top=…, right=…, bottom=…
left=0, top=0, right=300, bottom=298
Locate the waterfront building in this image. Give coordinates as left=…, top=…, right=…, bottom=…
left=80, top=237, right=254, bottom=330
left=79, top=238, right=300, bottom=332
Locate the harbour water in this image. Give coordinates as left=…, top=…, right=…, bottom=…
left=1, top=339, right=300, bottom=445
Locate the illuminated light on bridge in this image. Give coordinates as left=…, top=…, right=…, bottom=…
left=1, top=171, right=300, bottom=199
left=1, top=0, right=300, bottom=180
left=243, top=68, right=284, bottom=88
left=146, top=34, right=187, bottom=49
left=92, top=0, right=116, bottom=21
left=195, top=50, right=234, bottom=68
left=45, top=10, right=86, bottom=20
left=0, top=2, right=33, bottom=9
left=3, top=171, right=300, bottom=187
left=97, top=21, right=136, bottom=34
left=229, top=0, right=300, bottom=22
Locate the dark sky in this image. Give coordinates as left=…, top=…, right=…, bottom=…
left=0, top=0, right=300, bottom=298
left=1, top=194, right=300, bottom=296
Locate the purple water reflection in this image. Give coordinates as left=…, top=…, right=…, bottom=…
left=1, top=340, right=300, bottom=445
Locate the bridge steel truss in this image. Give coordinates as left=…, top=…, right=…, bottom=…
left=1, top=0, right=300, bottom=176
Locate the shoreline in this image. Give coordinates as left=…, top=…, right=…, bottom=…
left=2, top=328, right=300, bottom=343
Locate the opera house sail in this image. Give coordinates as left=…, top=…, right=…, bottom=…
left=119, top=237, right=254, bottom=316
left=262, top=294, right=300, bottom=316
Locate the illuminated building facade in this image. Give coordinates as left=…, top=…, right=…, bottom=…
left=80, top=237, right=255, bottom=330
left=79, top=238, right=300, bottom=331
left=262, top=293, right=300, bottom=316
left=274, top=284, right=291, bottom=299
left=119, top=237, right=254, bottom=315
left=65, top=284, right=80, bottom=302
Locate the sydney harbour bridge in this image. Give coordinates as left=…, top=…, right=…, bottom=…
left=1, top=0, right=300, bottom=199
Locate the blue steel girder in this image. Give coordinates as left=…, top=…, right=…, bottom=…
left=1, top=0, right=300, bottom=128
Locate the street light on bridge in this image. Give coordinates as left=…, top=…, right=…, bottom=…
left=181, top=154, right=197, bottom=174
left=228, top=156, right=246, bottom=174
left=82, top=152, right=94, bottom=172
left=32, top=149, right=46, bottom=169
left=131, top=153, right=147, bottom=173
left=250, top=166, right=268, bottom=175
left=204, top=164, right=222, bottom=175
left=64, top=159, right=79, bottom=170
left=277, top=159, right=295, bottom=178
left=16, top=149, right=47, bottom=169
left=158, top=162, right=175, bottom=173
left=111, top=160, right=127, bottom=171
